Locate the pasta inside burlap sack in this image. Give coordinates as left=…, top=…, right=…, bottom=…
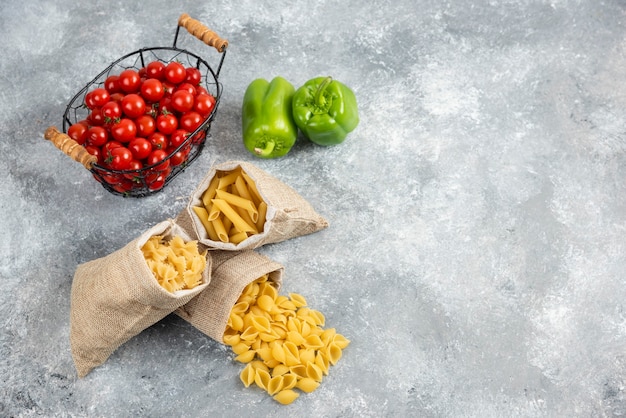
left=175, top=250, right=283, bottom=342
left=175, top=160, right=328, bottom=250
left=70, top=219, right=212, bottom=378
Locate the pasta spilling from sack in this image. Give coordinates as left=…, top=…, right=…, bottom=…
left=192, top=167, right=267, bottom=244
left=141, top=235, right=207, bottom=293
left=223, top=274, right=350, bottom=405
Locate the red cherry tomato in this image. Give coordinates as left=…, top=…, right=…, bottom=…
left=146, top=149, right=170, bottom=171
left=123, top=159, right=144, bottom=180
left=145, top=61, right=166, bottom=80
left=184, top=67, right=202, bottom=85
left=102, top=140, right=123, bottom=155
left=87, top=126, right=108, bottom=147
left=106, top=146, right=134, bottom=170
left=84, top=91, right=97, bottom=109
left=171, top=90, right=194, bottom=113
left=90, top=88, right=110, bottom=107
left=169, top=129, right=190, bottom=149
left=128, top=137, right=153, bottom=160
left=104, top=75, right=121, bottom=93
left=118, top=69, right=141, bottom=93
left=101, top=101, right=122, bottom=123
left=148, top=132, right=169, bottom=150
left=158, top=97, right=175, bottom=115
left=85, top=145, right=103, bottom=164
left=193, top=93, right=216, bottom=118
left=176, top=82, right=197, bottom=96
left=140, top=78, right=165, bottom=103
left=135, top=114, right=156, bottom=137
left=179, top=111, right=204, bottom=132
left=168, top=146, right=191, bottom=167
left=68, top=122, right=89, bottom=145
left=121, top=94, right=146, bottom=118
left=110, top=118, right=137, bottom=143
left=164, top=62, right=187, bottom=84
left=156, top=113, right=178, bottom=134
left=87, top=108, right=105, bottom=126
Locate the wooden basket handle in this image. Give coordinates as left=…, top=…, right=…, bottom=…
left=178, top=13, right=228, bottom=52
left=44, top=126, right=97, bottom=170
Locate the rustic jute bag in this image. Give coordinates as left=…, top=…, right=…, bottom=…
left=175, top=250, right=283, bottom=342
left=70, top=219, right=212, bottom=378
left=175, top=160, right=329, bottom=251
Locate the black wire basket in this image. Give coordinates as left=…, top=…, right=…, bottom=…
left=44, top=13, right=228, bottom=197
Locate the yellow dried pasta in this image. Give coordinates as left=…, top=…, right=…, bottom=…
left=193, top=167, right=267, bottom=244
left=223, top=275, right=350, bottom=405
left=141, top=235, right=207, bottom=293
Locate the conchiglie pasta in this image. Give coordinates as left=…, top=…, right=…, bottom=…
left=223, top=275, right=350, bottom=405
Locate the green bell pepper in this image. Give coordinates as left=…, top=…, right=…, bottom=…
left=292, top=76, right=359, bottom=146
left=241, top=76, right=297, bottom=158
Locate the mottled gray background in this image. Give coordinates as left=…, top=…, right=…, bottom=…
left=2, top=0, right=626, bottom=417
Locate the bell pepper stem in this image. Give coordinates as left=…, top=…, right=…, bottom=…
left=315, top=76, right=333, bottom=107
left=254, top=140, right=275, bottom=157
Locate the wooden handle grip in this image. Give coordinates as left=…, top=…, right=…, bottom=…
left=44, top=126, right=97, bottom=170
left=179, top=13, right=228, bottom=52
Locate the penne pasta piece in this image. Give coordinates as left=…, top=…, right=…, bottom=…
left=256, top=201, right=267, bottom=232
left=229, top=231, right=249, bottom=245
left=201, top=175, right=220, bottom=208
left=211, top=199, right=256, bottom=234
left=211, top=217, right=229, bottom=242
left=217, top=171, right=240, bottom=189
left=234, top=175, right=253, bottom=201
left=215, top=189, right=259, bottom=223
left=241, top=171, right=263, bottom=207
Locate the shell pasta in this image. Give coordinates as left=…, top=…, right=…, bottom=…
left=223, top=275, right=350, bottom=405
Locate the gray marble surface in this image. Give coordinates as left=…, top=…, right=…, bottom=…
left=2, top=1, right=626, bottom=417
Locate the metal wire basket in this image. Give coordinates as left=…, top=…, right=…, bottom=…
left=44, top=13, right=228, bottom=197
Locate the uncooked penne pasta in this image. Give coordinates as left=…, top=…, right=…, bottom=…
left=216, top=189, right=259, bottom=223
left=211, top=199, right=256, bottom=234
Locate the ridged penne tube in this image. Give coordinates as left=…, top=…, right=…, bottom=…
left=211, top=199, right=256, bottom=234
left=215, top=189, right=259, bottom=223
left=211, top=217, right=228, bottom=242
left=201, top=176, right=219, bottom=208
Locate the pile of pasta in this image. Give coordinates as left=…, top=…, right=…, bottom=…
left=223, top=274, right=350, bottom=405
left=193, top=168, right=267, bottom=244
left=141, top=235, right=207, bottom=293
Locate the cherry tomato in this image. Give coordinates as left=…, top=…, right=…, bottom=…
left=85, top=145, right=102, bottom=164
left=168, top=146, right=191, bottom=167
left=171, top=90, right=194, bottom=113
left=169, top=129, right=190, bottom=149
left=84, top=91, right=97, bottom=109
left=90, top=88, right=110, bottom=107
left=135, top=114, right=156, bottom=137
left=104, top=75, right=121, bottom=93
left=87, top=108, right=105, bottom=126
left=145, top=61, right=166, bottom=80
left=111, top=180, right=136, bottom=194
left=118, top=69, right=141, bottom=93
left=123, top=159, right=144, bottom=180
left=87, top=126, right=108, bottom=146
left=156, top=113, right=178, bottom=134
left=68, top=122, right=89, bottom=145
left=106, top=146, right=134, bottom=170
left=193, top=93, right=216, bottom=118
left=176, top=82, right=197, bottom=96
left=146, top=149, right=170, bottom=171
left=101, top=101, right=122, bottom=123
left=158, top=97, right=175, bottom=115
left=148, top=132, right=168, bottom=150
left=184, top=67, right=202, bottom=85
left=102, top=140, right=123, bottom=155
left=128, top=137, right=152, bottom=160
left=196, top=85, right=210, bottom=96
left=110, top=118, right=137, bottom=143
left=121, top=94, right=146, bottom=118
left=179, top=111, right=204, bottom=132
left=140, top=78, right=165, bottom=103
left=110, top=92, right=125, bottom=103
left=164, top=62, right=187, bottom=84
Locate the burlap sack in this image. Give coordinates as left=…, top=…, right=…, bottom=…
left=70, top=219, right=212, bottom=378
left=175, top=250, right=283, bottom=342
left=175, top=160, right=328, bottom=250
